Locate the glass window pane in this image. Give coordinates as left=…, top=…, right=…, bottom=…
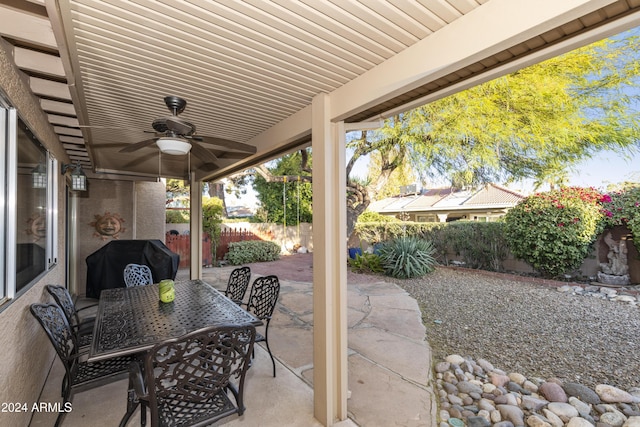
left=15, top=123, right=47, bottom=292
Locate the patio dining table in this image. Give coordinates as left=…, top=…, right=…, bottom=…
left=88, top=278, right=262, bottom=363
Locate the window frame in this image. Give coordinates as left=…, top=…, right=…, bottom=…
left=1, top=100, right=58, bottom=309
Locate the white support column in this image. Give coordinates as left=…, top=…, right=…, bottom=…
left=189, top=173, right=203, bottom=280
left=312, top=93, right=348, bottom=426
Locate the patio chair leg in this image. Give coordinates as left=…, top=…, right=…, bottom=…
left=264, top=329, right=276, bottom=377
left=141, top=402, right=147, bottom=427
left=54, top=406, right=69, bottom=427
left=119, top=387, right=142, bottom=427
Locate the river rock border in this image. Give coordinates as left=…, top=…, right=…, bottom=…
left=557, top=284, right=639, bottom=306
left=435, top=354, right=640, bottom=427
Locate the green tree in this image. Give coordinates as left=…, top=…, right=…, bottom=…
left=408, top=34, right=640, bottom=188
left=367, top=149, right=416, bottom=199
left=166, top=179, right=190, bottom=207
left=351, top=31, right=640, bottom=191
left=202, top=197, right=225, bottom=260
left=254, top=31, right=640, bottom=237
left=253, top=150, right=313, bottom=225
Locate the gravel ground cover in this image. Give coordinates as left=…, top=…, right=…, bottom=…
left=392, top=267, right=640, bottom=391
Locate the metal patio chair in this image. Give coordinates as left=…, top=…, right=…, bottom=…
left=30, top=303, right=132, bottom=427
left=245, top=275, right=280, bottom=377
left=224, top=266, right=251, bottom=305
left=127, top=323, right=256, bottom=427
left=45, top=284, right=97, bottom=347
left=123, top=263, right=154, bottom=287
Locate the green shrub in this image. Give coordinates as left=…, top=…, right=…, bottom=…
left=354, top=221, right=442, bottom=244
left=415, top=223, right=450, bottom=264
left=225, top=240, right=281, bottom=265
left=504, top=187, right=604, bottom=277
left=203, top=197, right=225, bottom=261
left=166, top=209, right=189, bottom=223
left=348, top=252, right=384, bottom=274
left=377, top=236, right=437, bottom=279
left=445, top=222, right=509, bottom=271
left=354, top=221, right=507, bottom=270
left=357, top=211, right=400, bottom=223
left=600, top=185, right=640, bottom=248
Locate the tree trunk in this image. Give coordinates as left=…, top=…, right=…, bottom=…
left=346, top=180, right=371, bottom=239
left=207, top=182, right=228, bottom=218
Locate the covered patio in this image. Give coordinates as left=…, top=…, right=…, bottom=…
left=2, top=1, right=640, bottom=426
left=30, top=255, right=432, bottom=426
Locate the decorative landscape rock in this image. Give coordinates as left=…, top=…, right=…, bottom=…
left=564, top=383, right=602, bottom=405
left=596, top=385, right=640, bottom=404
left=557, top=284, right=639, bottom=307
left=434, top=354, right=640, bottom=427
left=540, top=383, right=568, bottom=403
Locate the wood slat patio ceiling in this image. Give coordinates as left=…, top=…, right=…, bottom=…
left=1, top=0, right=639, bottom=180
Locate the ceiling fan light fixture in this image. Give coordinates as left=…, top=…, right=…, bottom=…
left=156, top=137, right=191, bottom=155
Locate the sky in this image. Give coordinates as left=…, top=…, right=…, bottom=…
left=509, top=149, right=640, bottom=194
left=563, top=150, right=640, bottom=188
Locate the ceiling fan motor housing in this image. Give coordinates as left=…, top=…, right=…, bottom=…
left=164, top=95, right=187, bottom=115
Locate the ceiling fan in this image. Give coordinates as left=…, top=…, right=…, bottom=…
left=119, top=95, right=257, bottom=169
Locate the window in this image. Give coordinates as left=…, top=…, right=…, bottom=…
left=15, top=122, right=48, bottom=292
left=1, top=100, right=57, bottom=306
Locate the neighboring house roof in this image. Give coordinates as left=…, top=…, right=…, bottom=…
left=369, top=184, right=525, bottom=214
left=226, top=206, right=255, bottom=218
left=464, top=184, right=526, bottom=206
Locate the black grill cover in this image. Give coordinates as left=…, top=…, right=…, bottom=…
left=86, top=239, right=180, bottom=298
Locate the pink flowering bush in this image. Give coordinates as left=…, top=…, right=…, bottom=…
left=599, top=184, right=640, bottom=248
left=504, top=187, right=604, bottom=277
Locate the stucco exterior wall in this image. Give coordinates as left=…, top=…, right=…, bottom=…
left=74, top=179, right=166, bottom=297
left=0, top=266, right=64, bottom=427
left=0, top=36, right=67, bottom=427
left=135, top=181, right=166, bottom=239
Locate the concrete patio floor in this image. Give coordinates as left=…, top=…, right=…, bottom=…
left=30, top=254, right=435, bottom=426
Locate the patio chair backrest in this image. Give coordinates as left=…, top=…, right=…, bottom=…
left=246, top=275, right=280, bottom=320
left=30, top=303, right=77, bottom=365
left=142, top=323, right=256, bottom=426
left=123, top=263, right=153, bottom=287
left=45, top=284, right=80, bottom=326
left=225, top=266, right=251, bottom=303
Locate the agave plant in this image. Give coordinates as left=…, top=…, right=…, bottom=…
left=377, top=236, right=437, bottom=279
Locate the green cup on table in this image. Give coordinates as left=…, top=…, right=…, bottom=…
left=159, top=279, right=175, bottom=303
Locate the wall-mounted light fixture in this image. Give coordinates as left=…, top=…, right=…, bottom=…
left=61, top=162, right=88, bottom=191
left=31, top=163, right=47, bottom=189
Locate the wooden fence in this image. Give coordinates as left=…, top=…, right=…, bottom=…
left=165, top=233, right=213, bottom=268
left=216, top=228, right=270, bottom=260
left=165, top=228, right=273, bottom=267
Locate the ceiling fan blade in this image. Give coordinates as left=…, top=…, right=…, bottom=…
left=165, top=117, right=195, bottom=135
left=92, top=143, right=129, bottom=149
left=119, top=138, right=157, bottom=153
left=192, top=136, right=257, bottom=154
left=199, top=162, right=220, bottom=172
left=216, top=152, right=253, bottom=160
left=121, top=151, right=158, bottom=169
left=190, top=142, right=220, bottom=166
